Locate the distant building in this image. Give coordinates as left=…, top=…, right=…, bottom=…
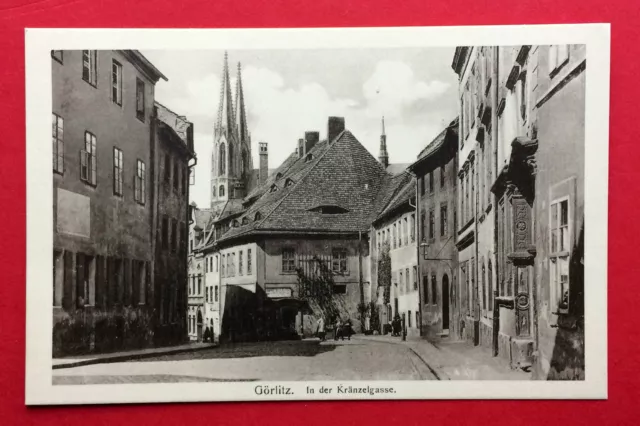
left=153, top=102, right=195, bottom=346
left=408, top=119, right=459, bottom=341
left=187, top=205, right=213, bottom=342
left=51, top=49, right=193, bottom=356
left=371, top=172, right=419, bottom=336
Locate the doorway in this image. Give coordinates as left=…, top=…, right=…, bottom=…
left=197, top=310, right=203, bottom=342
left=442, top=274, right=450, bottom=331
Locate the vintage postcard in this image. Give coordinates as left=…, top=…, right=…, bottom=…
left=25, top=24, right=610, bottom=405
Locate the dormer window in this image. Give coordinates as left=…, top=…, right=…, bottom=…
left=285, top=178, right=294, bottom=188
left=254, top=212, right=263, bottom=221
left=269, top=184, right=278, bottom=193
left=275, top=172, right=283, bottom=180
left=308, top=205, right=350, bottom=214
left=242, top=217, right=249, bottom=225
left=305, top=153, right=313, bottom=162
left=232, top=219, right=239, bottom=228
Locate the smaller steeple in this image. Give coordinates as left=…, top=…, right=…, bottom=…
left=378, top=116, right=389, bottom=169
left=235, top=61, right=249, bottom=143
left=215, top=51, right=235, bottom=137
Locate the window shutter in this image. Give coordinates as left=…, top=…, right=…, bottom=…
left=80, top=150, right=88, bottom=181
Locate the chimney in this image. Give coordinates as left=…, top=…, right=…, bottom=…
left=304, top=131, right=320, bottom=155
left=259, top=142, right=268, bottom=185
left=298, top=138, right=305, bottom=158
left=327, top=116, right=345, bottom=143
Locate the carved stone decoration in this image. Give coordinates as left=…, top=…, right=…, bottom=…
left=513, top=198, right=531, bottom=253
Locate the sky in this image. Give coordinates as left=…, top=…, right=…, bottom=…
left=142, top=48, right=460, bottom=208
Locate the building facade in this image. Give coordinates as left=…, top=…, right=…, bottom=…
left=52, top=50, right=167, bottom=356
left=452, top=45, right=585, bottom=379
left=409, top=119, right=459, bottom=341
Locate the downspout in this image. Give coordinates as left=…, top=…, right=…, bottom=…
left=407, top=173, right=421, bottom=337
left=492, top=46, right=500, bottom=356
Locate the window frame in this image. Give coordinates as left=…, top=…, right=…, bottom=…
left=331, top=248, right=348, bottom=274
left=282, top=248, right=296, bottom=274
left=111, top=59, right=123, bottom=106
left=440, top=203, right=448, bottom=238
left=135, top=159, right=146, bottom=205
left=136, top=78, right=146, bottom=122
left=549, top=196, right=571, bottom=315
left=80, top=131, right=97, bottom=186
left=113, top=147, right=124, bottom=196
left=52, top=113, right=64, bottom=174
left=429, top=209, right=435, bottom=241
left=82, top=50, right=97, bottom=87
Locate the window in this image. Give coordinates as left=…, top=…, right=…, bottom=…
left=399, top=272, right=403, bottom=293
left=393, top=224, right=397, bottom=248
left=269, top=184, right=278, bottom=193
left=206, top=287, right=210, bottom=303
left=219, top=185, right=225, bottom=197
left=52, top=114, right=64, bottom=173
left=197, top=277, right=202, bottom=295
left=239, top=250, right=244, bottom=275
left=429, top=210, right=435, bottom=240
left=174, top=161, right=179, bottom=191
left=403, top=218, right=408, bottom=245
left=75, top=253, right=95, bottom=307
left=405, top=268, right=410, bottom=293
left=171, top=219, right=177, bottom=252
left=482, top=262, right=487, bottom=310
left=51, top=50, right=63, bottom=63
left=550, top=198, right=571, bottom=314
left=247, top=249, right=252, bottom=274
left=423, top=275, right=429, bottom=304
left=440, top=164, right=446, bottom=188
left=519, top=73, right=528, bottom=123
left=215, top=255, right=219, bottom=272
left=332, top=248, right=347, bottom=273
left=413, top=266, right=418, bottom=291
left=410, top=214, right=415, bottom=242
left=398, top=221, right=403, bottom=247
left=440, top=204, right=448, bottom=237
left=82, top=50, right=97, bottom=86
left=488, top=260, right=493, bottom=311
left=460, top=176, right=465, bottom=225
left=431, top=275, right=437, bottom=305
left=136, top=78, right=145, bottom=121
left=282, top=248, right=296, bottom=273
left=221, top=254, right=226, bottom=277
left=429, top=170, right=434, bottom=193
left=548, top=45, right=569, bottom=75
left=135, top=160, right=146, bottom=204
left=219, top=143, right=226, bottom=176
left=81, top=132, right=97, bottom=186
left=408, top=310, right=412, bottom=328
left=111, top=60, right=122, bottom=106
left=230, top=253, right=236, bottom=277
left=416, top=311, right=420, bottom=329
left=254, top=212, right=262, bottom=221
left=420, top=212, right=426, bottom=241
left=113, top=147, right=123, bottom=196
left=53, top=251, right=64, bottom=307
left=214, top=285, right=219, bottom=302
left=333, top=285, right=347, bottom=294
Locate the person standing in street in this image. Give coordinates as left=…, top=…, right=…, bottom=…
left=316, top=316, right=326, bottom=341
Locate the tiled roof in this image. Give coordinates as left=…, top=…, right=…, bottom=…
left=217, top=129, right=391, bottom=243
left=416, top=117, right=459, bottom=160
left=385, top=163, right=411, bottom=176
left=374, top=172, right=415, bottom=223
left=193, top=208, right=212, bottom=230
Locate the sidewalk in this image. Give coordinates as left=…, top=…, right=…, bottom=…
left=355, top=334, right=531, bottom=380
left=53, top=342, right=217, bottom=370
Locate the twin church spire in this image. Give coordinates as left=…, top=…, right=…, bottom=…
left=215, top=51, right=248, bottom=142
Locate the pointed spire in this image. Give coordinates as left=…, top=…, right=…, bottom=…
left=215, top=51, right=235, bottom=136
left=235, top=61, right=249, bottom=143
left=379, top=116, right=389, bottom=169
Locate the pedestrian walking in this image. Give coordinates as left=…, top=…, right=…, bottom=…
left=334, top=318, right=342, bottom=340
left=316, top=316, right=326, bottom=341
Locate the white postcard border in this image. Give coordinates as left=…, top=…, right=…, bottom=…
left=25, top=24, right=610, bottom=405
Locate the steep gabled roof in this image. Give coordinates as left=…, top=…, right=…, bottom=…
left=218, top=129, right=391, bottom=243
left=374, top=171, right=415, bottom=224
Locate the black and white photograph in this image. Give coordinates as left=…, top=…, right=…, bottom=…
left=25, top=25, right=610, bottom=404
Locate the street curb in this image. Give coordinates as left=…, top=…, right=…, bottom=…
left=52, top=344, right=217, bottom=370
left=352, top=336, right=448, bottom=380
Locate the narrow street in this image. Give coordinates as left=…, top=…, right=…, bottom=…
left=52, top=338, right=438, bottom=385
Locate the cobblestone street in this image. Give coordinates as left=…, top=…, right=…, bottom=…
left=53, top=338, right=438, bottom=385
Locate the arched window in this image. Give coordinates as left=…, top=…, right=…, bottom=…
left=241, top=148, right=248, bottom=178
left=219, top=143, right=226, bottom=176
left=285, top=178, right=294, bottom=188
left=228, top=143, right=235, bottom=176
left=431, top=275, right=437, bottom=305
left=242, top=217, right=249, bottom=225
left=488, top=259, right=493, bottom=311
left=219, top=185, right=225, bottom=197
left=212, top=185, right=217, bottom=198
left=269, top=184, right=278, bottom=193
left=275, top=172, right=283, bottom=180
left=254, top=211, right=263, bottom=221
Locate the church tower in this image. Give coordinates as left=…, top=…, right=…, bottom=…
left=211, top=52, right=254, bottom=207
left=378, top=116, right=389, bottom=169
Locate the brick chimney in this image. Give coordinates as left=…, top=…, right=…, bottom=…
left=304, top=131, right=320, bottom=154
left=298, top=138, right=305, bottom=158
left=327, top=117, right=345, bottom=143
left=259, top=142, right=268, bottom=185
